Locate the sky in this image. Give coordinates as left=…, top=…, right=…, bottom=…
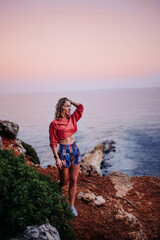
left=0, top=0, right=160, bottom=94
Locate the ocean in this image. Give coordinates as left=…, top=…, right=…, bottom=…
left=0, top=88, right=160, bottom=177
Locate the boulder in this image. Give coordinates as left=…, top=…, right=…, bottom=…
left=77, top=192, right=105, bottom=206
left=80, top=192, right=96, bottom=202
left=93, top=195, right=106, bottom=206
left=14, top=139, right=26, bottom=154
left=103, top=141, right=113, bottom=153
left=0, top=137, right=26, bottom=156
left=10, top=223, right=61, bottom=240
left=81, top=143, right=103, bottom=175
left=80, top=161, right=98, bottom=176
left=80, top=140, right=116, bottom=176
left=0, top=120, right=19, bottom=138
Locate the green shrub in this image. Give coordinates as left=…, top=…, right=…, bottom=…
left=0, top=150, right=75, bottom=240
left=21, top=141, right=40, bottom=164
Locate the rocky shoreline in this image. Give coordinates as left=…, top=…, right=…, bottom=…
left=0, top=120, right=160, bottom=240
left=80, top=140, right=116, bottom=176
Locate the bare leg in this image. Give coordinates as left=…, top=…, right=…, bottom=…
left=58, top=167, right=69, bottom=186
left=69, top=164, right=80, bottom=206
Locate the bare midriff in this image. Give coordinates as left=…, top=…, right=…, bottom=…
left=59, top=134, right=75, bottom=145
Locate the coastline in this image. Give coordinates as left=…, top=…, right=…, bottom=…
left=1, top=120, right=160, bottom=239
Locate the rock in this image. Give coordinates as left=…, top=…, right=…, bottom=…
left=77, top=192, right=85, bottom=200
left=115, top=207, right=147, bottom=240
left=80, top=162, right=98, bottom=176
left=81, top=143, right=103, bottom=175
left=93, top=196, right=106, bottom=206
left=14, top=139, right=26, bottom=154
left=1, top=137, right=26, bottom=156
left=81, top=140, right=116, bottom=176
left=77, top=192, right=96, bottom=201
left=10, top=223, right=61, bottom=240
left=103, top=140, right=116, bottom=153
left=83, top=193, right=96, bottom=202
left=103, top=142, right=112, bottom=153
left=0, top=120, right=19, bottom=138
left=77, top=192, right=105, bottom=206
left=108, top=172, right=133, bottom=197
left=115, top=208, right=138, bottom=224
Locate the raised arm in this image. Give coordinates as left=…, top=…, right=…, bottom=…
left=70, top=100, right=80, bottom=107
left=70, top=100, right=84, bottom=122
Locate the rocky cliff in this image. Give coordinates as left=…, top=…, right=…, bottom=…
left=0, top=120, right=160, bottom=240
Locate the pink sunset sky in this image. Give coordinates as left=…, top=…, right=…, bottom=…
left=0, top=0, right=160, bottom=93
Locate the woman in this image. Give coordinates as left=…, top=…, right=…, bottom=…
left=49, top=97, right=84, bottom=216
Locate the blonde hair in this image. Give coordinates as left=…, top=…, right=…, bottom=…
left=55, top=97, right=70, bottom=119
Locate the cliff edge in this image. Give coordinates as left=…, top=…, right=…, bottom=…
left=0, top=120, right=160, bottom=240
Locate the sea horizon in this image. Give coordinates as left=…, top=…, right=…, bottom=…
left=0, top=86, right=160, bottom=96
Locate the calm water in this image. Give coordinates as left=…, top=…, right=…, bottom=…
left=0, top=88, right=160, bottom=177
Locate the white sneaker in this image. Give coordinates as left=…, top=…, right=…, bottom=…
left=71, top=206, right=78, bottom=216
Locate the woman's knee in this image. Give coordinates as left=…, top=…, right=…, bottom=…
left=69, top=177, right=77, bottom=186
